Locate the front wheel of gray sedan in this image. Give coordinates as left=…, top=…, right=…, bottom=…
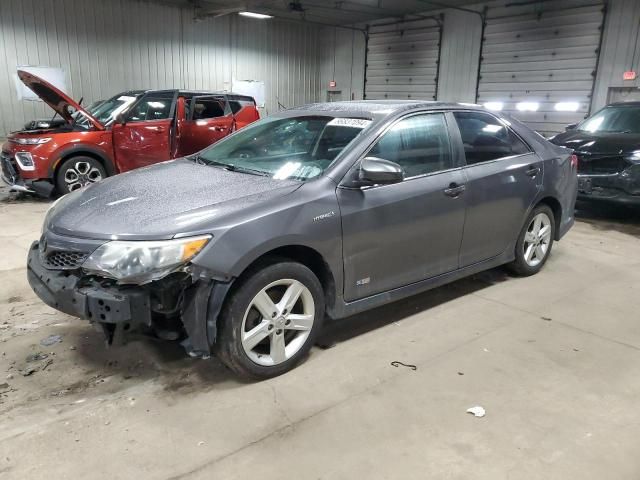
left=508, top=204, right=555, bottom=277
left=215, top=260, right=325, bottom=379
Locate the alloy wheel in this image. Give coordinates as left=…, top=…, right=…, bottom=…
left=241, top=279, right=315, bottom=366
left=64, top=161, right=103, bottom=191
left=523, top=212, right=552, bottom=267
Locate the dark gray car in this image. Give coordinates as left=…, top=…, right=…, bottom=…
left=27, top=101, right=578, bottom=378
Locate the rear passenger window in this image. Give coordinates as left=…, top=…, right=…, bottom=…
left=126, top=92, right=174, bottom=122
left=369, top=113, right=454, bottom=178
left=453, top=111, right=530, bottom=165
left=191, top=98, right=225, bottom=120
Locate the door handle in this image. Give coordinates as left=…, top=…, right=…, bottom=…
left=526, top=165, right=540, bottom=177
left=148, top=126, right=166, bottom=133
left=215, top=126, right=228, bottom=132
left=444, top=182, right=466, bottom=197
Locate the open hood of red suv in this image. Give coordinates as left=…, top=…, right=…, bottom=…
left=17, top=70, right=104, bottom=130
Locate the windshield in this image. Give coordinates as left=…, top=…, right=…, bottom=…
left=75, top=94, right=140, bottom=128
left=196, top=115, right=371, bottom=180
left=578, top=105, right=640, bottom=134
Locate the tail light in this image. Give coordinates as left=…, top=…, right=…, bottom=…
left=570, top=154, right=578, bottom=169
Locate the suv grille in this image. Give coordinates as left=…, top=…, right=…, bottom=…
left=577, top=154, right=629, bottom=175
left=43, top=251, right=88, bottom=270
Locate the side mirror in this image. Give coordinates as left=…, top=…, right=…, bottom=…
left=358, top=157, right=404, bottom=185
left=565, top=123, right=578, bottom=131
left=115, top=113, right=126, bottom=126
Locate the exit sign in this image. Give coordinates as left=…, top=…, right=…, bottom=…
left=623, top=71, right=637, bottom=80
left=329, top=80, right=337, bottom=88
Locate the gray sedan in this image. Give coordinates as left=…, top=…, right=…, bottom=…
left=27, top=101, right=578, bottom=378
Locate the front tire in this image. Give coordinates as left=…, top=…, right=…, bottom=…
left=508, top=204, right=555, bottom=276
left=214, top=261, right=325, bottom=379
left=55, top=156, right=106, bottom=194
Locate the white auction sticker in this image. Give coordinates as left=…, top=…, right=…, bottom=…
left=327, top=118, right=372, bottom=128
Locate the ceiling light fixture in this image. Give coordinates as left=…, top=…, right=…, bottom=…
left=239, top=11, right=273, bottom=19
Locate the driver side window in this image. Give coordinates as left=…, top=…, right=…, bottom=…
left=369, top=113, right=454, bottom=178
left=126, top=92, right=174, bottom=122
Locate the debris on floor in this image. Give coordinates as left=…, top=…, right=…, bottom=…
left=26, top=352, right=48, bottom=362
left=466, top=406, right=486, bottom=418
left=40, top=334, right=63, bottom=346
left=390, top=361, right=417, bottom=370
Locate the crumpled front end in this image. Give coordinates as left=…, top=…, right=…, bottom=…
left=26, top=232, right=230, bottom=356
left=576, top=153, right=640, bottom=204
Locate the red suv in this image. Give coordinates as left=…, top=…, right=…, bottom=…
left=2, top=70, right=260, bottom=196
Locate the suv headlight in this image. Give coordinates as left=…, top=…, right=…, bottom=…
left=82, top=235, right=211, bottom=284
left=11, top=137, right=52, bottom=145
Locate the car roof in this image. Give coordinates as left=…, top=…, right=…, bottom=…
left=284, top=100, right=485, bottom=120
left=606, top=101, right=640, bottom=107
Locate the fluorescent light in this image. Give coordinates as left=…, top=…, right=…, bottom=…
left=482, top=124, right=503, bottom=133
left=516, top=101, right=539, bottom=112
left=239, top=11, right=273, bottom=19
left=555, top=102, right=580, bottom=112
left=484, top=102, right=503, bottom=111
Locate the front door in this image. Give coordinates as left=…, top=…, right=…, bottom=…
left=112, top=91, right=176, bottom=172
left=338, top=112, right=467, bottom=302
left=178, top=96, right=234, bottom=156
left=450, top=111, right=543, bottom=267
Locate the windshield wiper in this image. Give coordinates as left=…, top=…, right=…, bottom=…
left=191, top=155, right=270, bottom=176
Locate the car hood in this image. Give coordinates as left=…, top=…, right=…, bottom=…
left=551, top=129, right=640, bottom=155
left=17, top=70, right=104, bottom=130
left=47, top=159, right=301, bottom=240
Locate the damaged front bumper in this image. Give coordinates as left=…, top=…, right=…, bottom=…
left=26, top=241, right=231, bottom=355
left=577, top=159, right=640, bottom=205
left=1, top=153, right=54, bottom=196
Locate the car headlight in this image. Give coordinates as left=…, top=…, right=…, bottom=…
left=11, top=137, right=52, bottom=145
left=82, top=235, right=211, bottom=284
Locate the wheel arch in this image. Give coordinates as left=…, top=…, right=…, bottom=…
left=231, top=244, right=337, bottom=312
left=535, top=196, right=563, bottom=240
left=50, top=145, right=116, bottom=179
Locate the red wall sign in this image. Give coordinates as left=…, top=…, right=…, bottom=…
left=623, top=71, right=637, bottom=80
left=329, top=80, right=337, bottom=88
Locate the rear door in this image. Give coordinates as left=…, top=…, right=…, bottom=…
left=450, top=110, right=543, bottom=267
left=112, top=91, right=176, bottom=171
left=338, top=112, right=467, bottom=302
left=228, top=95, right=260, bottom=129
left=177, top=96, right=234, bottom=156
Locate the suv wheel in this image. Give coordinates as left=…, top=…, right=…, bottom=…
left=56, top=156, right=106, bottom=194
left=508, top=204, right=555, bottom=276
left=215, top=261, right=325, bottom=379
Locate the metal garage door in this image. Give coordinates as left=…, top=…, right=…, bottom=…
left=364, top=19, right=442, bottom=101
left=477, top=1, right=605, bottom=136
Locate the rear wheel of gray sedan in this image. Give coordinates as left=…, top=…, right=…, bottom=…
left=215, top=261, right=325, bottom=379
left=508, top=204, right=555, bottom=276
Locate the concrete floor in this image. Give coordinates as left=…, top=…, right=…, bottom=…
left=1, top=188, right=640, bottom=480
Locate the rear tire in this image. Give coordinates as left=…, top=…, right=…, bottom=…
left=214, top=260, right=325, bottom=379
left=55, top=156, right=106, bottom=194
left=508, top=204, right=555, bottom=276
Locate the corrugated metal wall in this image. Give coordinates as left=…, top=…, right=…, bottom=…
left=592, top=0, right=640, bottom=110
left=437, top=9, right=483, bottom=103
left=0, top=0, right=331, bottom=136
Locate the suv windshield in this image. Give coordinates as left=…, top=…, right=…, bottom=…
left=196, top=116, right=370, bottom=180
left=75, top=94, right=140, bottom=128
left=578, top=105, right=640, bottom=134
